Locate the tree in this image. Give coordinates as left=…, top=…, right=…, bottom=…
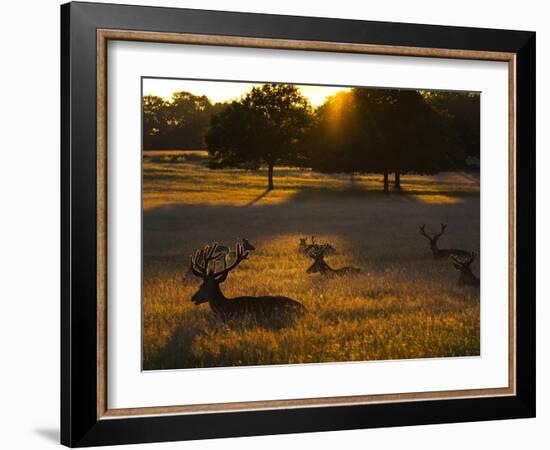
left=309, top=88, right=457, bottom=193
left=166, top=92, right=214, bottom=149
left=142, top=95, right=169, bottom=149
left=423, top=91, right=480, bottom=166
left=206, top=84, right=312, bottom=190
left=142, top=91, right=218, bottom=150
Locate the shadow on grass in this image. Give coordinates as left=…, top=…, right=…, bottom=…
left=143, top=185, right=479, bottom=276
left=143, top=325, right=202, bottom=370
left=244, top=188, right=271, bottom=206
left=144, top=311, right=305, bottom=370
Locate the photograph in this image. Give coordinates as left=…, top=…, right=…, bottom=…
left=141, top=78, right=481, bottom=371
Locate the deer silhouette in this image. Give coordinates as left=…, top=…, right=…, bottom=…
left=450, top=252, right=480, bottom=286
left=190, top=242, right=305, bottom=321
left=306, top=244, right=360, bottom=277
left=419, top=224, right=471, bottom=259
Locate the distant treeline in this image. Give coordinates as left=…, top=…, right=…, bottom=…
left=143, top=84, right=479, bottom=192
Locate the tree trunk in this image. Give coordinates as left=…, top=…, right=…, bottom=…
left=350, top=172, right=357, bottom=190
left=394, top=170, right=401, bottom=189
left=267, top=163, right=274, bottom=190
left=383, top=170, right=389, bottom=194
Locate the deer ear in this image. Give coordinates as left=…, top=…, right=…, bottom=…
left=452, top=262, right=462, bottom=270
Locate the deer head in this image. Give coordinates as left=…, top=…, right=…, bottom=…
left=450, top=252, right=479, bottom=285
left=306, top=244, right=330, bottom=274
left=450, top=251, right=475, bottom=271
left=242, top=238, right=256, bottom=251
left=190, top=243, right=249, bottom=304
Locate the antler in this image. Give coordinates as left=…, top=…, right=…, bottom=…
left=190, top=243, right=225, bottom=279
left=464, top=251, right=476, bottom=266
left=420, top=223, right=447, bottom=241
left=211, top=243, right=249, bottom=281
left=419, top=224, right=432, bottom=241
left=307, top=244, right=328, bottom=260
left=434, top=223, right=447, bottom=240
left=450, top=251, right=476, bottom=267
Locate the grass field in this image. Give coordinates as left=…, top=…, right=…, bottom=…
left=143, top=150, right=480, bottom=370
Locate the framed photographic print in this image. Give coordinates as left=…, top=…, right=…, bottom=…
left=61, top=1, right=536, bottom=447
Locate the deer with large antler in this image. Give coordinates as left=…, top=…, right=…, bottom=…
left=306, top=244, right=360, bottom=277
left=419, top=224, right=472, bottom=259
left=450, top=252, right=480, bottom=287
left=189, top=242, right=305, bottom=321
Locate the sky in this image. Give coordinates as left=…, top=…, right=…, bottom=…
left=142, top=78, right=349, bottom=107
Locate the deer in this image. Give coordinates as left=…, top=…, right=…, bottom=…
left=419, top=224, right=472, bottom=259
left=190, top=242, right=305, bottom=321
left=298, top=236, right=336, bottom=255
left=450, top=252, right=480, bottom=287
left=216, top=238, right=256, bottom=256
left=306, top=244, right=360, bottom=277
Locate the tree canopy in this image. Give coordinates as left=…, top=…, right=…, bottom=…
left=206, top=83, right=312, bottom=190
left=142, top=91, right=222, bottom=150
left=309, top=88, right=461, bottom=192
left=423, top=91, right=480, bottom=165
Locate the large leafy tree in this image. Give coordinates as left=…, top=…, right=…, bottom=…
left=310, top=88, right=457, bottom=193
left=206, top=84, right=312, bottom=190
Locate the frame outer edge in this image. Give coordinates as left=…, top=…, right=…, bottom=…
left=514, top=32, right=536, bottom=416
left=62, top=2, right=536, bottom=446
left=63, top=2, right=103, bottom=447
left=60, top=2, right=72, bottom=447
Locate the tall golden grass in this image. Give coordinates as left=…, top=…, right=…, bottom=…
left=142, top=150, right=480, bottom=370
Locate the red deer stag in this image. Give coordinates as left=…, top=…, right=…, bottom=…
left=306, top=244, right=360, bottom=277
left=190, top=243, right=305, bottom=321
left=419, top=224, right=471, bottom=259
left=450, top=252, right=480, bottom=287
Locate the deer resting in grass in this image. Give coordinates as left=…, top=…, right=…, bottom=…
left=190, top=243, right=305, bottom=321
left=306, top=244, right=360, bottom=277
left=450, top=252, right=480, bottom=287
left=419, top=224, right=471, bottom=259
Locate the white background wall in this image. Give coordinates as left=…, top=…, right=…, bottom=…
left=0, top=0, right=546, bottom=448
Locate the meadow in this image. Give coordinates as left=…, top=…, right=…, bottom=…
left=142, top=150, right=480, bottom=370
